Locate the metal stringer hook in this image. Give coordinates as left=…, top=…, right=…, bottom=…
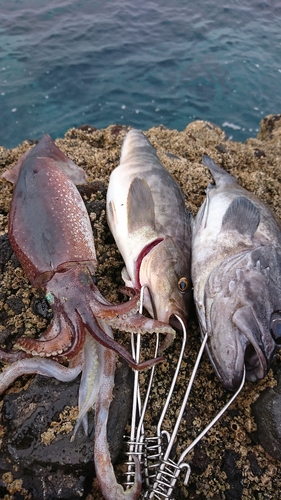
left=144, top=357, right=246, bottom=499
left=123, top=286, right=246, bottom=499
left=124, top=285, right=160, bottom=489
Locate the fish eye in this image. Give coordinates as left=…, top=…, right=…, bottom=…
left=270, top=312, right=281, bottom=345
left=178, top=277, right=189, bottom=294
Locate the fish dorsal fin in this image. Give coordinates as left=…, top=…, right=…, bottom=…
left=127, top=177, right=155, bottom=233
left=202, top=154, right=237, bottom=188
left=222, top=196, right=260, bottom=236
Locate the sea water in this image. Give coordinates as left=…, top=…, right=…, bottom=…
left=1, top=0, right=281, bottom=148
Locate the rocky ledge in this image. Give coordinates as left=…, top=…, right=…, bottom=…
left=0, top=115, right=281, bottom=499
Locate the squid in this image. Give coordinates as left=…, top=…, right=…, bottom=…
left=0, top=134, right=174, bottom=366
left=0, top=135, right=175, bottom=499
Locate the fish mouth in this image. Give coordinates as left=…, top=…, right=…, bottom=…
left=208, top=304, right=270, bottom=391
left=244, top=343, right=266, bottom=382
left=169, top=313, right=186, bottom=332
left=156, top=311, right=186, bottom=353
left=232, top=305, right=268, bottom=385
left=214, top=337, right=267, bottom=391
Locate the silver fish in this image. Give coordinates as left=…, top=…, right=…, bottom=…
left=192, top=155, right=281, bottom=390
left=106, top=129, right=192, bottom=345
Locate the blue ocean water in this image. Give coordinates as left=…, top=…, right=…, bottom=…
left=1, top=0, right=281, bottom=148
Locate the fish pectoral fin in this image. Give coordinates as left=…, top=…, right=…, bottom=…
left=121, top=266, right=134, bottom=287
left=107, top=200, right=116, bottom=227
left=127, top=177, right=155, bottom=233
left=221, top=196, right=260, bottom=237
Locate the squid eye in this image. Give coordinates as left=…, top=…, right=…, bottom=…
left=91, top=274, right=98, bottom=285
left=270, top=312, right=281, bottom=345
left=178, top=277, right=189, bottom=294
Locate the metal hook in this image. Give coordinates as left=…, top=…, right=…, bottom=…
left=147, top=364, right=246, bottom=498
left=124, top=285, right=160, bottom=489
left=123, top=288, right=247, bottom=499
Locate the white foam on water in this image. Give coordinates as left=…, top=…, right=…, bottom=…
left=222, top=121, right=241, bottom=130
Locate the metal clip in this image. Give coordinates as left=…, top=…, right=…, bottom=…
left=145, top=363, right=245, bottom=498
left=123, top=285, right=246, bottom=498
left=124, top=285, right=159, bottom=489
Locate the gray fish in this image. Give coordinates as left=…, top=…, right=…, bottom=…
left=106, top=129, right=192, bottom=346
left=192, top=155, right=281, bottom=390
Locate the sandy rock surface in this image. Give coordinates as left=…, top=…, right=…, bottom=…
left=0, top=115, right=281, bottom=499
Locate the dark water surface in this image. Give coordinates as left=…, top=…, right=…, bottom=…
left=1, top=0, right=281, bottom=148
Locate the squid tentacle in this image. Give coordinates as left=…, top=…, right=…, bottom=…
left=0, top=348, right=28, bottom=363
left=15, top=312, right=73, bottom=357
left=73, top=332, right=100, bottom=437
left=89, top=286, right=141, bottom=318
left=100, top=310, right=176, bottom=337
left=0, top=357, right=82, bottom=395
left=89, top=290, right=175, bottom=339
left=14, top=310, right=87, bottom=361
left=56, top=312, right=86, bottom=360
left=94, top=320, right=142, bottom=500
left=118, top=285, right=139, bottom=299
left=78, top=306, right=164, bottom=370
